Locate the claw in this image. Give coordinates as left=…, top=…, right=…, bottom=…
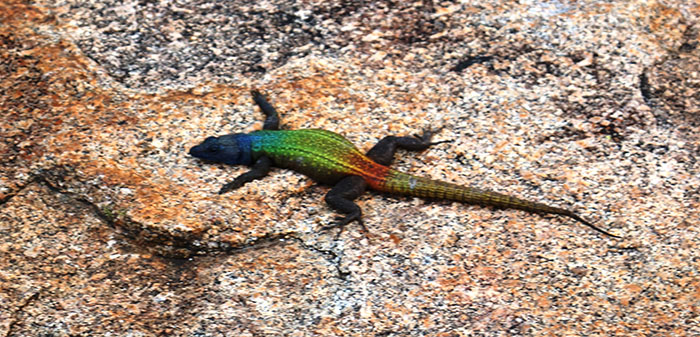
left=250, top=89, right=265, bottom=99
left=415, top=127, right=451, bottom=146
left=321, top=214, right=371, bottom=241
left=218, top=181, right=240, bottom=194
left=430, top=139, right=453, bottom=146
left=417, top=126, right=443, bottom=141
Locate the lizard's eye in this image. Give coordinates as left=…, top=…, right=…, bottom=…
left=208, top=144, right=222, bottom=152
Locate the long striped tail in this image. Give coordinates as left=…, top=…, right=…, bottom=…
left=375, top=170, right=619, bottom=237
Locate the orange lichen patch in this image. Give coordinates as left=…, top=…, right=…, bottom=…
left=623, top=283, right=643, bottom=296
left=641, top=1, right=686, bottom=36
left=68, top=158, right=197, bottom=225
left=692, top=281, right=700, bottom=301
left=131, top=187, right=191, bottom=223
left=0, top=0, right=46, bottom=22
left=421, top=315, right=435, bottom=329
left=388, top=233, right=402, bottom=245
left=3, top=40, right=112, bottom=122
left=562, top=2, right=613, bottom=19
left=436, top=265, right=471, bottom=290
left=0, top=6, right=134, bottom=180
left=233, top=58, right=454, bottom=132
left=275, top=69, right=356, bottom=110
left=74, top=158, right=148, bottom=186
left=492, top=139, right=510, bottom=154
left=47, top=147, right=216, bottom=239
left=631, top=0, right=693, bottom=51
left=135, top=84, right=250, bottom=114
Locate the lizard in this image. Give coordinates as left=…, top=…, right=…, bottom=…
left=189, top=90, right=619, bottom=238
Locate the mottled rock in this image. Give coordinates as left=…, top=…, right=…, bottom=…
left=2, top=0, right=699, bottom=335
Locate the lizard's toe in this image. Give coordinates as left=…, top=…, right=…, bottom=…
left=321, top=213, right=369, bottom=238
left=415, top=126, right=447, bottom=144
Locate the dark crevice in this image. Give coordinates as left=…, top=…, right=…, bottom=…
left=5, top=165, right=350, bottom=276
left=40, top=172, right=300, bottom=257
left=198, top=232, right=350, bottom=280
left=5, top=290, right=40, bottom=337
left=30, top=170, right=229, bottom=257
left=0, top=174, right=50, bottom=207
left=679, top=24, right=698, bottom=53
left=221, top=231, right=299, bottom=255
left=0, top=190, right=20, bottom=206
left=35, top=174, right=119, bottom=227
left=451, top=55, right=493, bottom=72
left=639, top=70, right=653, bottom=107
left=679, top=41, right=697, bottom=52
left=291, top=236, right=350, bottom=280
left=16, top=170, right=350, bottom=275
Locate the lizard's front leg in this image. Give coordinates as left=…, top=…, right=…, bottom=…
left=366, top=128, right=450, bottom=166
left=251, top=90, right=280, bottom=130
left=323, top=175, right=368, bottom=232
left=219, top=156, right=272, bottom=194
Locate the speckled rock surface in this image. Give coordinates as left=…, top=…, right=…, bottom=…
left=1, top=0, right=698, bottom=335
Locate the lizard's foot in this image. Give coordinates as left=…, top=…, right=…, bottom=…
left=322, top=213, right=371, bottom=240
left=218, top=180, right=244, bottom=194
left=218, top=156, right=273, bottom=194
left=414, top=127, right=452, bottom=146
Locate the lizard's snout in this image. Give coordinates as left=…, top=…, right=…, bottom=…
left=188, top=144, right=201, bottom=157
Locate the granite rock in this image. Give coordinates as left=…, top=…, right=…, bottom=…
left=1, top=0, right=699, bottom=335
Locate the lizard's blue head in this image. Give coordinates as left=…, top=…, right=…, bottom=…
left=189, top=134, right=253, bottom=165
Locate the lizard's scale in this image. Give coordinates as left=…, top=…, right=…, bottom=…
left=250, top=129, right=580, bottom=217
left=249, top=129, right=390, bottom=185
left=189, top=90, right=619, bottom=238
left=382, top=170, right=574, bottom=217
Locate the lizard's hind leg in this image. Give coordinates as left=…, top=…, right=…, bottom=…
left=365, top=128, right=450, bottom=166
left=323, top=176, right=369, bottom=234
left=251, top=90, right=280, bottom=130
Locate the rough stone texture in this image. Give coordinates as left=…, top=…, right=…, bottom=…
left=1, top=0, right=698, bottom=336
